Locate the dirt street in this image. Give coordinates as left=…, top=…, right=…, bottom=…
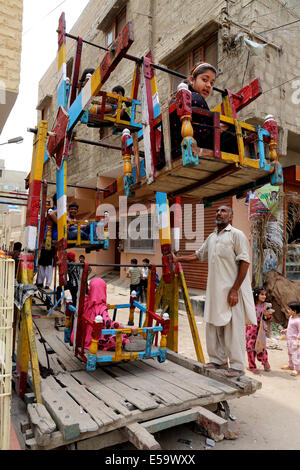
left=107, top=284, right=300, bottom=451
left=11, top=283, right=300, bottom=451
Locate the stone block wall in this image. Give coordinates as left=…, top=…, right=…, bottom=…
left=0, top=0, right=23, bottom=93
left=0, top=0, right=23, bottom=132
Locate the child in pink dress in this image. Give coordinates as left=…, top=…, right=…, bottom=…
left=72, top=277, right=130, bottom=351
left=245, top=287, right=273, bottom=374
left=281, top=302, right=300, bottom=377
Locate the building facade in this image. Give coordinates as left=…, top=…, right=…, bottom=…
left=0, top=158, right=27, bottom=249
left=38, top=0, right=300, bottom=286
left=0, top=0, right=24, bottom=133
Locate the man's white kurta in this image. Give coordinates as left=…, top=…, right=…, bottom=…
left=195, top=224, right=257, bottom=327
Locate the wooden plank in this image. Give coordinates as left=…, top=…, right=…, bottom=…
left=42, top=375, right=63, bottom=392
left=27, top=403, right=57, bottom=447
left=41, top=377, right=99, bottom=434
left=149, top=358, right=237, bottom=394
left=55, top=389, right=98, bottom=434
left=119, top=362, right=201, bottom=401
left=71, top=370, right=133, bottom=417
left=92, top=368, right=160, bottom=411
left=27, top=403, right=57, bottom=434
left=56, top=373, right=123, bottom=422
left=139, top=359, right=225, bottom=395
left=105, top=365, right=182, bottom=406
left=33, top=331, right=65, bottom=374
left=179, top=159, right=227, bottom=173
left=133, top=360, right=204, bottom=398
left=123, top=361, right=203, bottom=402
left=43, top=333, right=84, bottom=371
left=55, top=373, right=121, bottom=427
left=166, top=349, right=262, bottom=394
left=168, top=174, right=233, bottom=189
left=124, top=422, right=161, bottom=450
left=142, top=406, right=205, bottom=434
left=41, top=383, right=81, bottom=440
left=161, top=106, right=172, bottom=171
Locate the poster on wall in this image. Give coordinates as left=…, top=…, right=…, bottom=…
left=255, top=184, right=280, bottom=218
left=248, top=184, right=280, bottom=220
left=249, top=197, right=269, bottom=219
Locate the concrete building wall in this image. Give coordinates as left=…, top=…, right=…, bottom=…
left=0, top=0, right=23, bottom=132
left=0, top=207, right=26, bottom=249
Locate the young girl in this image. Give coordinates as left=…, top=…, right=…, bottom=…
left=245, top=287, right=272, bottom=374
left=281, top=302, right=300, bottom=377
left=171, top=62, right=238, bottom=156
left=71, top=277, right=130, bottom=351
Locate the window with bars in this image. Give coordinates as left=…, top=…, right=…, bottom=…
left=105, top=7, right=127, bottom=47
left=124, top=214, right=156, bottom=253
left=168, top=33, right=218, bottom=95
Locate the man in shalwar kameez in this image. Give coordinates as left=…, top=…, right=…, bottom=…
left=173, top=205, right=257, bottom=377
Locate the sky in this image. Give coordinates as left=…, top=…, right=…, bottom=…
left=0, top=0, right=90, bottom=173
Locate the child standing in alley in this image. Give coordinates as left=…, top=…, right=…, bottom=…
left=140, top=258, right=150, bottom=303
left=281, top=302, right=300, bottom=377
left=246, top=287, right=273, bottom=374
left=127, top=259, right=141, bottom=300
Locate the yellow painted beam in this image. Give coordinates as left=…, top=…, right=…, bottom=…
left=178, top=266, right=205, bottom=363
left=30, top=121, right=48, bottom=183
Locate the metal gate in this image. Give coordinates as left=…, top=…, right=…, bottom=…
left=0, top=258, right=15, bottom=450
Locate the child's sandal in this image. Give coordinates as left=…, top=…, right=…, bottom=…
left=247, top=367, right=260, bottom=375
left=290, top=370, right=299, bottom=376
left=281, top=365, right=293, bottom=370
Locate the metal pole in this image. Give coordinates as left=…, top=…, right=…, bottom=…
left=0, top=195, right=28, bottom=201
left=73, top=136, right=122, bottom=151
left=68, top=262, right=166, bottom=268
left=0, top=191, right=28, bottom=197
left=73, top=136, right=145, bottom=157
left=0, top=201, right=27, bottom=206
left=61, top=31, right=226, bottom=94
left=46, top=181, right=108, bottom=192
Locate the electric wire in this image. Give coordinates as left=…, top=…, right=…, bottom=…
left=247, top=3, right=300, bottom=20
left=259, top=19, right=300, bottom=34
left=23, top=0, right=68, bottom=36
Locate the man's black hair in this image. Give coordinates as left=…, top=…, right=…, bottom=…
left=52, top=193, right=57, bottom=207
left=288, top=302, right=300, bottom=314
left=143, top=258, right=150, bottom=264
left=68, top=201, right=79, bottom=209
left=131, top=258, right=138, bottom=264
left=112, top=85, right=125, bottom=96
left=13, top=242, right=22, bottom=251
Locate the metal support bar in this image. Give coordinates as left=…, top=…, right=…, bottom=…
left=73, top=136, right=122, bottom=151
left=59, top=31, right=226, bottom=94
left=68, top=262, right=166, bottom=268
left=0, top=195, right=28, bottom=200
left=45, top=181, right=107, bottom=192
